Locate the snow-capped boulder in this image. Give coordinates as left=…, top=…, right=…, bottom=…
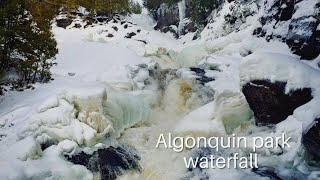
left=242, top=80, right=312, bottom=125
left=21, top=87, right=153, bottom=148
left=302, top=118, right=320, bottom=159
left=240, top=52, right=318, bottom=126
left=66, top=146, right=141, bottom=180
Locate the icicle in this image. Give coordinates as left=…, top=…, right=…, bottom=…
left=178, top=0, right=186, bottom=36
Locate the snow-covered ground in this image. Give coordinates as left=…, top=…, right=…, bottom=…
left=1, top=1, right=320, bottom=179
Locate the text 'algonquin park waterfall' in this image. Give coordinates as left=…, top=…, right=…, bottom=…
left=0, top=0, right=320, bottom=179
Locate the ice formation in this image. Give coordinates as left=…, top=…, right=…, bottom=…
left=177, top=0, right=186, bottom=36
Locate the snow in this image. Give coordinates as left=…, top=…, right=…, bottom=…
left=53, top=28, right=148, bottom=85
left=1, top=1, right=320, bottom=179
left=292, top=0, right=319, bottom=19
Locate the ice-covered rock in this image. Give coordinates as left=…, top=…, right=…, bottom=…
left=175, top=45, right=208, bottom=68
left=102, top=90, right=153, bottom=138
left=214, top=91, right=253, bottom=134
left=66, top=146, right=141, bottom=180
left=286, top=16, right=320, bottom=60
left=21, top=87, right=153, bottom=147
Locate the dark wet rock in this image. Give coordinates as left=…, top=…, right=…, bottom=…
left=66, top=146, right=141, bottom=180
left=96, top=16, right=108, bottom=23
left=125, top=32, right=137, bottom=39
left=107, top=34, right=114, bottom=38
left=252, top=167, right=283, bottom=180
left=40, top=139, right=57, bottom=151
left=137, top=29, right=141, bottom=33
left=242, top=80, right=313, bottom=125
left=302, top=118, right=320, bottom=159
left=190, top=68, right=205, bottom=76
left=190, top=68, right=215, bottom=85
left=286, top=16, right=320, bottom=60
left=112, top=26, right=118, bottom=31
left=196, top=76, right=215, bottom=85
left=68, top=72, right=76, bottom=76
left=56, top=18, right=73, bottom=29
left=161, top=26, right=179, bottom=38
left=271, top=0, right=295, bottom=21
left=73, top=23, right=81, bottom=28
left=124, top=24, right=128, bottom=29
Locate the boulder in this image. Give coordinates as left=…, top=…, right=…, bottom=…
left=56, top=18, right=73, bottom=29
left=302, top=118, right=320, bottom=159
left=242, top=80, right=312, bottom=125
left=125, top=32, right=137, bottom=39
left=66, top=146, right=141, bottom=180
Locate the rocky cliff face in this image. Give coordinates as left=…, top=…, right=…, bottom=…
left=153, top=0, right=198, bottom=37
left=254, top=0, right=320, bottom=60
left=152, top=0, right=320, bottom=59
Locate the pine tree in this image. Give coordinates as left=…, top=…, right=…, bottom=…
left=189, top=0, right=223, bottom=25
left=0, top=0, right=58, bottom=90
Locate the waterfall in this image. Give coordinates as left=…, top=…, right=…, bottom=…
left=178, top=0, right=186, bottom=36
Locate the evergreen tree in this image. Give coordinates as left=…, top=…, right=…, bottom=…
left=190, top=0, right=223, bottom=25
left=143, top=0, right=163, bottom=17
left=0, top=0, right=58, bottom=90
left=129, top=0, right=142, bottom=14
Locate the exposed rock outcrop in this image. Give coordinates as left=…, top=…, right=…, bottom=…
left=153, top=0, right=200, bottom=37
left=255, top=0, right=320, bottom=60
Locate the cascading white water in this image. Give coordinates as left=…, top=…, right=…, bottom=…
left=178, top=0, right=186, bottom=36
